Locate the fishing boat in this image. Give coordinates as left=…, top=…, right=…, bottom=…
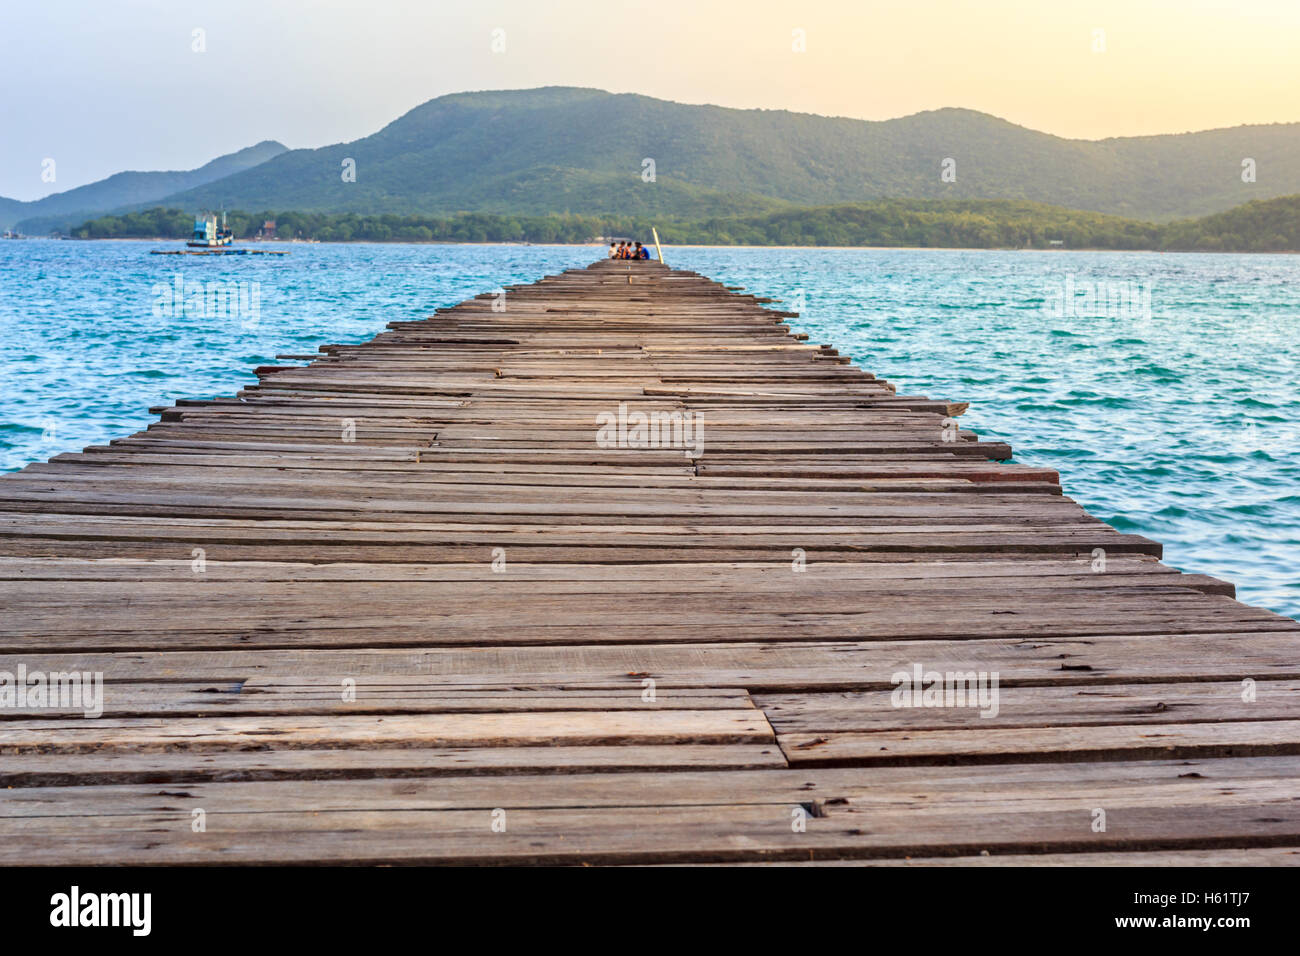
left=154, top=211, right=288, bottom=255
left=187, top=211, right=234, bottom=248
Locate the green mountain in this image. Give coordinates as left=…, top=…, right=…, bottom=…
left=157, top=88, right=1300, bottom=222
left=0, top=197, right=24, bottom=231
left=4, top=141, right=288, bottom=233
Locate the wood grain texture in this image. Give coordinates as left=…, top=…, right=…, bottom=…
left=1, top=258, right=1295, bottom=865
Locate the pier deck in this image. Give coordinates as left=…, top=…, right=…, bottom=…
left=2, top=259, right=1298, bottom=865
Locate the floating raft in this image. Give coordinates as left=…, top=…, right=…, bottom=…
left=2, top=258, right=1298, bottom=866
left=150, top=247, right=289, bottom=256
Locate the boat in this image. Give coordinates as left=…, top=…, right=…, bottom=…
left=155, top=210, right=288, bottom=255
left=187, top=211, right=234, bottom=248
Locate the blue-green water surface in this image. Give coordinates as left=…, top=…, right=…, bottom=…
left=1, top=240, right=1296, bottom=618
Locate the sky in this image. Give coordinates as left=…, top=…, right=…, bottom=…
left=3, top=0, right=1300, bottom=200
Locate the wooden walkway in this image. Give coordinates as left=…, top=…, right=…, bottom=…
left=2, top=258, right=1298, bottom=865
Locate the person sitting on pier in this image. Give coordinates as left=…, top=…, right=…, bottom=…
left=608, top=242, right=618, bottom=258
left=635, top=241, right=649, bottom=260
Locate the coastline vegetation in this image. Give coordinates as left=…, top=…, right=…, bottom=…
left=69, top=196, right=1300, bottom=252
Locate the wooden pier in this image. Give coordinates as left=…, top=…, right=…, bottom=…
left=2, top=258, right=1298, bottom=865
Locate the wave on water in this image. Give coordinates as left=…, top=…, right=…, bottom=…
left=2, top=240, right=1297, bottom=621
left=672, top=245, right=1300, bottom=621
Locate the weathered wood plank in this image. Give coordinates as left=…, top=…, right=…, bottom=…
left=1, top=257, right=1294, bottom=866
left=0, top=745, right=790, bottom=787
left=5, top=632, right=1298, bottom=686
left=756, top=680, right=1299, bottom=733
left=779, top=719, right=1300, bottom=766
left=0, top=709, right=775, bottom=753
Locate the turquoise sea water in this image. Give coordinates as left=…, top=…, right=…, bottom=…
left=1, top=239, right=1297, bottom=619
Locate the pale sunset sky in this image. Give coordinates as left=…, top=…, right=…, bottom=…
left=3, top=0, right=1298, bottom=199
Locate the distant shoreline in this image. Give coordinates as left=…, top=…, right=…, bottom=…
left=42, top=236, right=1300, bottom=255
left=52, top=195, right=1300, bottom=254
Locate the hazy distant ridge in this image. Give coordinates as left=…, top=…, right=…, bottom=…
left=3, top=141, right=287, bottom=232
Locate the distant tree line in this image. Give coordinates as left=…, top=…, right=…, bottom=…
left=71, top=208, right=628, bottom=244
left=70, top=197, right=1300, bottom=252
